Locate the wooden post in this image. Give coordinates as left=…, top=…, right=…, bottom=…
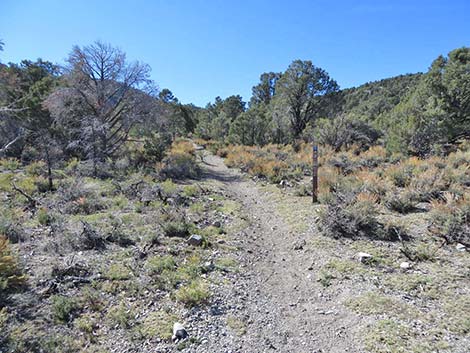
left=312, top=143, right=318, bottom=203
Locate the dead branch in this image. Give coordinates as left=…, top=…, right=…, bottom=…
left=11, top=181, right=40, bottom=208
left=0, top=134, right=23, bottom=155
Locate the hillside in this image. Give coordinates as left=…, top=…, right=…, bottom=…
left=338, top=73, right=423, bottom=122
left=1, top=40, right=469, bottom=353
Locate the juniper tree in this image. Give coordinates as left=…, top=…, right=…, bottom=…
left=0, top=59, right=61, bottom=189
left=274, top=60, right=339, bottom=140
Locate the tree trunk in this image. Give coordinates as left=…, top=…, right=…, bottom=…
left=44, top=145, right=54, bottom=191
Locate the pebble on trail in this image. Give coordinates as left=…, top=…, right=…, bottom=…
left=172, top=322, right=188, bottom=342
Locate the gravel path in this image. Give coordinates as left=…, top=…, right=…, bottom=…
left=196, top=151, right=361, bottom=353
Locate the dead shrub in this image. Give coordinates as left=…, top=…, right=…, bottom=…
left=79, top=222, right=106, bottom=250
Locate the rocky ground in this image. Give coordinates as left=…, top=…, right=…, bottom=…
left=193, top=151, right=363, bottom=353
left=2, top=146, right=469, bottom=353
left=180, top=149, right=469, bottom=353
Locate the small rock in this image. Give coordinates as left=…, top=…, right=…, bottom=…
left=209, top=306, right=223, bottom=316
left=415, top=202, right=431, bottom=211
left=212, top=221, right=222, bottom=228
left=187, top=234, right=203, bottom=246
left=456, top=243, right=466, bottom=252
left=293, top=239, right=306, bottom=250
left=202, top=261, right=215, bottom=273
left=356, top=252, right=373, bottom=264
left=172, top=322, right=188, bottom=342
left=400, top=261, right=411, bottom=269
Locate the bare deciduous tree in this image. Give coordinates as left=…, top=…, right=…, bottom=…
left=45, top=41, right=157, bottom=175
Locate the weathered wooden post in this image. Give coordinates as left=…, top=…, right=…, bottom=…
left=312, top=143, right=318, bottom=203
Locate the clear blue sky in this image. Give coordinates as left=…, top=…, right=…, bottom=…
left=1, top=0, right=469, bottom=106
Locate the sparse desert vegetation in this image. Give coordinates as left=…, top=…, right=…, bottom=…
left=1, top=9, right=469, bottom=352
left=0, top=135, right=250, bottom=351
left=208, top=140, right=470, bottom=351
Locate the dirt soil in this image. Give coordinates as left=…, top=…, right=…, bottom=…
left=195, top=151, right=363, bottom=353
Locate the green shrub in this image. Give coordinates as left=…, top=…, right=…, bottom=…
left=80, top=286, right=103, bottom=312
left=0, top=209, right=25, bottom=243
left=34, top=176, right=52, bottom=193
left=68, top=194, right=107, bottom=215
left=141, top=133, right=172, bottom=164
left=182, top=185, right=200, bottom=197
left=385, top=164, right=414, bottom=187
left=145, top=255, right=176, bottom=275
left=429, top=196, right=470, bottom=245
left=106, top=302, right=134, bottom=329
left=139, top=310, right=177, bottom=340
left=319, top=190, right=380, bottom=239
left=51, top=295, right=78, bottom=323
left=106, top=263, right=132, bottom=280
left=0, top=158, right=21, bottom=171
left=159, top=153, right=201, bottom=180
left=384, top=189, right=419, bottom=213
left=162, top=220, right=191, bottom=238
left=37, top=208, right=52, bottom=226
left=74, top=313, right=97, bottom=334
left=25, top=161, right=46, bottom=176
left=175, top=280, right=210, bottom=307
left=318, top=270, right=335, bottom=287
left=295, top=183, right=312, bottom=196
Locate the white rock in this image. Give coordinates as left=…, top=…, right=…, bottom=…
left=456, top=243, right=466, bottom=252
left=356, top=252, right=373, bottom=263
left=400, top=262, right=411, bottom=269
left=187, top=234, right=203, bottom=246
left=172, top=322, right=188, bottom=342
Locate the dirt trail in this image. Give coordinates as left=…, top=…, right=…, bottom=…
left=197, top=151, right=361, bottom=353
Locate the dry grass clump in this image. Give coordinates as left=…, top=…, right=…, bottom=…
left=224, top=145, right=297, bottom=183
left=157, top=139, right=201, bottom=179
left=318, top=166, right=341, bottom=202
left=429, top=193, right=470, bottom=245
left=384, top=163, right=414, bottom=188
left=409, top=166, right=448, bottom=202
left=356, top=170, right=393, bottom=199
left=194, top=138, right=225, bottom=155
left=219, top=142, right=470, bottom=224
left=174, top=279, right=210, bottom=307
left=0, top=235, right=25, bottom=301
left=170, top=139, right=196, bottom=156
